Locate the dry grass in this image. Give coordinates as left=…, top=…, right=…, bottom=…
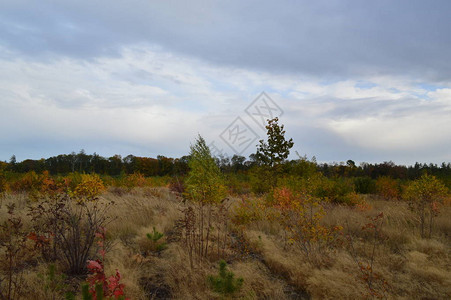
left=0, top=192, right=30, bottom=225
left=240, top=197, right=451, bottom=299
left=2, top=188, right=450, bottom=299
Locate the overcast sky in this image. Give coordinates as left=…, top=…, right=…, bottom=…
left=1, top=0, right=450, bottom=165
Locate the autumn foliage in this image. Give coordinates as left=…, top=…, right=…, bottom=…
left=375, top=176, right=400, bottom=200
left=70, top=174, right=106, bottom=202
left=404, top=174, right=448, bottom=238
left=271, top=186, right=342, bottom=264
left=86, top=227, right=128, bottom=300
left=0, top=122, right=450, bottom=299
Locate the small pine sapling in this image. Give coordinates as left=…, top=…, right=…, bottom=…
left=146, top=227, right=167, bottom=252
left=208, top=260, right=243, bottom=296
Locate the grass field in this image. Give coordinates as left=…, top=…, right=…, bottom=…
left=2, top=186, right=449, bottom=299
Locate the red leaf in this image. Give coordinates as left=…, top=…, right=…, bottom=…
left=87, top=260, right=103, bottom=272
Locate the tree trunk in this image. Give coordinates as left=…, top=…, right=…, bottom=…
left=204, top=205, right=212, bottom=258
left=428, top=210, right=434, bottom=239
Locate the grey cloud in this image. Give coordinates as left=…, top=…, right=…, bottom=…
left=2, top=1, right=451, bottom=82
left=1, top=1, right=450, bottom=165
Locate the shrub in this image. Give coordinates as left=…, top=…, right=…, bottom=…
left=231, top=196, right=267, bottom=226
left=122, top=173, right=147, bottom=190
left=177, top=200, right=231, bottom=267
left=9, top=171, right=41, bottom=194
left=375, top=176, right=400, bottom=200
left=64, top=172, right=83, bottom=191
left=249, top=165, right=273, bottom=194
left=71, top=174, right=106, bottom=202
left=404, top=174, right=448, bottom=238
left=345, top=212, right=389, bottom=298
left=208, top=260, right=243, bottom=296
left=85, top=227, right=128, bottom=300
left=0, top=204, right=35, bottom=300
left=314, top=177, right=355, bottom=203
left=7, top=171, right=71, bottom=200
left=225, top=173, right=250, bottom=195
left=288, top=156, right=318, bottom=178
left=354, top=177, right=376, bottom=194
left=271, top=186, right=342, bottom=264
left=28, top=193, right=112, bottom=274
left=100, top=175, right=115, bottom=188
left=337, top=191, right=364, bottom=206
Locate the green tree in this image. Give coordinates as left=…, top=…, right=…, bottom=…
left=231, top=155, right=246, bottom=172
left=8, top=155, right=17, bottom=172
left=255, top=117, right=294, bottom=167
left=184, top=135, right=226, bottom=260
left=253, top=118, right=294, bottom=190
left=404, top=174, right=448, bottom=238
left=208, top=260, right=243, bottom=296
left=185, top=135, right=226, bottom=204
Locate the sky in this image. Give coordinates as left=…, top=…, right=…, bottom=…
left=0, top=0, right=450, bottom=165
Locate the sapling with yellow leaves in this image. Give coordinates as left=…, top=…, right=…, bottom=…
left=404, top=174, right=448, bottom=238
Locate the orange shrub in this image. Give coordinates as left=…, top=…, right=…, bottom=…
left=9, top=171, right=41, bottom=193
left=8, top=171, right=71, bottom=200
left=271, top=186, right=342, bottom=261
left=124, top=172, right=147, bottom=189
left=38, top=171, right=70, bottom=197
left=375, top=176, right=400, bottom=200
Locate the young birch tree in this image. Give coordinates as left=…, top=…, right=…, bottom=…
left=184, top=135, right=226, bottom=259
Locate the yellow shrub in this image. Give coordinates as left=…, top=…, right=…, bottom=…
left=71, top=174, right=105, bottom=202
left=340, top=191, right=365, bottom=206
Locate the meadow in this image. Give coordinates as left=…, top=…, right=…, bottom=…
left=0, top=120, right=450, bottom=299
left=1, top=183, right=450, bottom=299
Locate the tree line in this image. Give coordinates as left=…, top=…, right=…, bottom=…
left=3, top=150, right=451, bottom=181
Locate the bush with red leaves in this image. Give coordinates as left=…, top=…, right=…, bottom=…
left=86, top=227, right=129, bottom=300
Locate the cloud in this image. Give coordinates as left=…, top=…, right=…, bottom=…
left=1, top=44, right=450, bottom=164
left=1, top=1, right=451, bottom=164
left=2, top=1, right=451, bottom=82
